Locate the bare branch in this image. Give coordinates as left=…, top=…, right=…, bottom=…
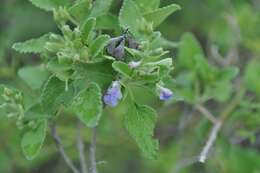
left=198, top=85, right=245, bottom=163
left=199, top=121, right=222, bottom=163
left=171, top=155, right=199, bottom=173
left=195, top=104, right=218, bottom=124
left=77, top=120, right=88, bottom=173
left=89, top=127, right=98, bottom=173
left=50, top=123, right=80, bottom=173
left=210, top=45, right=226, bottom=66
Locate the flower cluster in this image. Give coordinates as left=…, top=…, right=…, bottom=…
left=103, top=81, right=173, bottom=107
left=106, top=32, right=139, bottom=60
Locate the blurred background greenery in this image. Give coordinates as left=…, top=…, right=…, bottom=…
left=1, top=0, right=260, bottom=173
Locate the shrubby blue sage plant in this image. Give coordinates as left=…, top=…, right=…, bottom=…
left=0, top=0, right=181, bottom=172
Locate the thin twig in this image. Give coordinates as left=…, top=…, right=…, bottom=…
left=199, top=120, right=221, bottom=163
left=89, top=127, right=98, bottom=173
left=196, top=104, right=218, bottom=124
left=77, top=120, right=88, bottom=173
left=210, top=45, right=226, bottom=66
left=171, top=155, right=199, bottom=173
left=198, top=86, right=245, bottom=163
left=50, top=123, right=80, bottom=173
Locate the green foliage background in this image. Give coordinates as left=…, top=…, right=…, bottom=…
left=0, top=0, right=260, bottom=173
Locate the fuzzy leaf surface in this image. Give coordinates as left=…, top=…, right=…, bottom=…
left=12, top=33, right=51, bottom=54
left=28, top=0, right=69, bottom=11
left=21, top=120, right=47, bottom=160
left=71, top=83, right=102, bottom=127
left=124, top=102, right=158, bottom=159
left=18, top=65, right=49, bottom=90
left=144, top=4, right=181, bottom=28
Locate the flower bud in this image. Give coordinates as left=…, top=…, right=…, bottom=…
left=61, top=25, right=73, bottom=40
left=103, top=81, right=123, bottom=107
left=49, top=33, right=63, bottom=42
left=157, top=85, right=173, bottom=101
left=128, top=61, right=141, bottom=69
left=53, top=7, right=70, bottom=25
left=127, top=37, right=139, bottom=49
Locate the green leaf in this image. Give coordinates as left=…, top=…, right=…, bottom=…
left=144, top=58, right=173, bottom=68
left=244, top=59, right=260, bottom=95
left=18, top=65, right=50, bottom=90
left=24, top=103, right=49, bottom=121
left=28, top=0, right=69, bottom=11
left=0, top=85, right=6, bottom=103
left=150, top=35, right=178, bottom=49
left=73, top=61, right=115, bottom=89
left=141, top=73, right=159, bottom=83
left=194, top=54, right=210, bottom=81
left=96, top=14, right=120, bottom=31
left=71, top=83, right=102, bottom=127
left=89, top=0, right=113, bottom=17
left=135, top=0, right=160, bottom=13
left=41, top=76, right=65, bottom=115
left=69, top=0, right=91, bottom=22
left=217, top=67, right=239, bottom=81
left=81, top=17, right=96, bottom=44
left=124, top=102, right=158, bottom=159
left=205, top=81, right=233, bottom=102
left=46, top=59, right=72, bottom=82
left=119, top=0, right=143, bottom=37
left=12, top=33, right=51, bottom=54
left=144, top=4, right=181, bottom=28
left=21, top=120, right=47, bottom=160
left=178, top=32, right=203, bottom=68
left=112, top=61, right=132, bottom=78
left=89, top=35, right=110, bottom=58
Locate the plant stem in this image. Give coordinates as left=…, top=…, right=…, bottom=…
left=89, top=127, right=98, bottom=173
left=196, top=104, right=218, bottom=124
left=77, top=120, right=88, bottom=173
left=199, top=120, right=221, bottom=163
left=50, top=123, right=80, bottom=173
left=198, top=86, right=245, bottom=163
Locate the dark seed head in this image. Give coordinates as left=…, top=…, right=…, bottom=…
left=127, top=37, right=139, bottom=49
left=113, top=39, right=125, bottom=59
left=106, top=36, right=125, bottom=59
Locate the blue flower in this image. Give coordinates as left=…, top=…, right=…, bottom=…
left=103, top=81, right=122, bottom=107
left=157, top=85, right=173, bottom=101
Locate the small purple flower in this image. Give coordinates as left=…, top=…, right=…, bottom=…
left=103, top=81, right=122, bottom=107
left=157, top=85, right=173, bottom=101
